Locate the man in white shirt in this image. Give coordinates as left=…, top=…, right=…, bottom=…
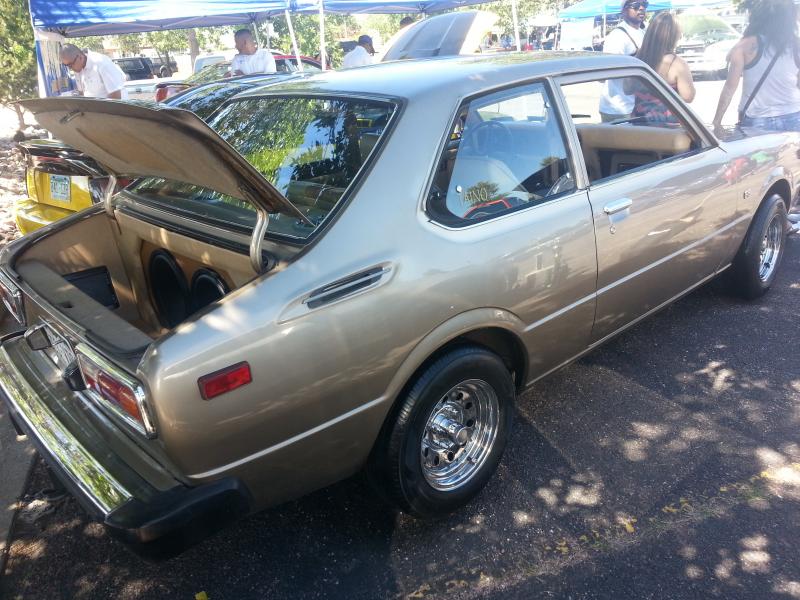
left=230, top=29, right=277, bottom=76
left=60, top=44, right=126, bottom=99
left=599, top=0, right=647, bottom=122
left=342, top=35, right=375, bottom=69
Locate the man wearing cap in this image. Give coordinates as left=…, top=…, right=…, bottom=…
left=599, top=0, right=648, bottom=122
left=342, top=35, right=375, bottom=69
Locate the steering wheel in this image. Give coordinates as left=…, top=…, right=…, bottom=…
left=461, top=120, right=514, bottom=156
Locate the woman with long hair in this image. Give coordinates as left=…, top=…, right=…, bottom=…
left=637, top=12, right=695, bottom=102
left=713, top=0, right=800, bottom=132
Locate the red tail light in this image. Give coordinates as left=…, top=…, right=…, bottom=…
left=199, top=362, right=252, bottom=400
left=76, top=344, right=156, bottom=437
left=94, top=371, right=143, bottom=422
left=154, top=86, right=168, bottom=102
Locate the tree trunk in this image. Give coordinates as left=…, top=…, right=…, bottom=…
left=187, top=29, right=200, bottom=71
left=14, top=104, right=25, bottom=130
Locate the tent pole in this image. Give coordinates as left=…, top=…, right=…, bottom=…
left=319, top=1, right=326, bottom=70
left=602, top=10, right=606, bottom=46
left=285, top=10, right=303, bottom=70
left=511, top=0, right=521, bottom=51
left=251, top=18, right=261, bottom=45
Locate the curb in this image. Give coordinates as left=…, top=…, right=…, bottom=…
left=0, top=405, right=35, bottom=577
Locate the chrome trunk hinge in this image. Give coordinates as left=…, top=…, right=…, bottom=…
left=240, top=183, right=270, bottom=275
left=103, top=174, right=117, bottom=219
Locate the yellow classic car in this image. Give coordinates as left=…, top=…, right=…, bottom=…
left=16, top=139, right=100, bottom=235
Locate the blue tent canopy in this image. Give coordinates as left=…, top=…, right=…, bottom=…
left=29, top=0, right=300, bottom=36
left=559, top=0, right=732, bottom=20
left=316, top=0, right=484, bottom=14
left=29, top=0, right=489, bottom=36
left=559, top=0, right=671, bottom=19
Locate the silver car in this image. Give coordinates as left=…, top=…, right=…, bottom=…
left=1, top=52, right=797, bottom=555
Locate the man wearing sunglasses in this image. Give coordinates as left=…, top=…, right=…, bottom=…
left=599, top=0, right=648, bottom=122
left=59, top=44, right=127, bottom=100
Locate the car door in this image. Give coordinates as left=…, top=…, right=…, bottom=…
left=557, top=69, right=737, bottom=343
left=426, top=80, right=597, bottom=380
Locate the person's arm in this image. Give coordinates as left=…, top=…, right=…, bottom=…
left=673, top=57, right=696, bottom=103
left=99, top=58, right=127, bottom=100
left=230, top=55, right=244, bottom=76
left=713, top=39, right=747, bottom=130
left=262, top=50, right=277, bottom=73
left=602, top=30, right=626, bottom=56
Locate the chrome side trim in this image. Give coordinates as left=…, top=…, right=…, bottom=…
left=0, top=345, right=131, bottom=515
left=596, top=214, right=750, bottom=298
left=190, top=396, right=387, bottom=479
left=523, top=267, right=723, bottom=390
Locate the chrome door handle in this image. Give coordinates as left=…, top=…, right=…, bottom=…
left=603, top=198, right=633, bottom=215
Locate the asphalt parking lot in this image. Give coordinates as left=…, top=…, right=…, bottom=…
left=1, top=235, right=798, bottom=599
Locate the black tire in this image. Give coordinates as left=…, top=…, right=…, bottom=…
left=727, top=194, right=788, bottom=299
left=369, top=346, right=515, bottom=517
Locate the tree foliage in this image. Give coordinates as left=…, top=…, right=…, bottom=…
left=71, top=36, right=106, bottom=52
left=478, top=0, right=552, bottom=39
left=117, top=33, right=143, bottom=55
left=261, top=14, right=357, bottom=67
left=0, top=0, right=38, bottom=109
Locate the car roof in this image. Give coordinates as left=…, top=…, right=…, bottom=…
left=239, top=52, right=641, bottom=100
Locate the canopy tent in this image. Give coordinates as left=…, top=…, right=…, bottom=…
left=28, top=0, right=314, bottom=96
left=293, top=0, right=506, bottom=69
left=309, top=0, right=487, bottom=14
left=559, top=0, right=732, bottom=20
left=28, top=0, right=303, bottom=36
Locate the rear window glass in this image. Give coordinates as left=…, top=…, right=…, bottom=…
left=127, top=96, right=396, bottom=241
left=167, top=82, right=251, bottom=121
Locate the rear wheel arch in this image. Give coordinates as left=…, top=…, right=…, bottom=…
left=369, top=313, right=527, bottom=456
left=764, top=179, right=791, bottom=208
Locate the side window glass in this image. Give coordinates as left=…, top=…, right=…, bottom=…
left=428, top=82, right=575, bottom=225
left=560, top=76, right=702, bottom=183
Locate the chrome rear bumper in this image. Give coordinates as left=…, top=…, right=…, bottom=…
left=0, top=337, right=130, bottom=517
left=0, top=333, right=251, bottom=556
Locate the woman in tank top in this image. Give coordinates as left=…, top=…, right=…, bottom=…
left=630, top=12, right=696, bottom=125
left=713, top=0, right=800, bottom=133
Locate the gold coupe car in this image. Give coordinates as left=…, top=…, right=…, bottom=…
left=0, top=52, right=796, bottom=555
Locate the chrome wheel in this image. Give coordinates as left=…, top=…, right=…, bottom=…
left=759, top=214, right=783, bottom=282
left=420, top=379, right=499, bottom=491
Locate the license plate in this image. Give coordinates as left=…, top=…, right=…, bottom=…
left=49, top=175, right=71, bottom=202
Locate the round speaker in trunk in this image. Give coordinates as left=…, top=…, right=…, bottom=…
left=148, top=250, right=190, bottom=328
left=191, top=268, right=230, bottom=313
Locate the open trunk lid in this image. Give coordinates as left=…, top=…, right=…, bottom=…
left=20, top=98, right=308, bottom=222
left=21, top=97, right=310, bottom=273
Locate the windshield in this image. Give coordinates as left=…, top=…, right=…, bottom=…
left=186, top=62, right=231, bottom=85
left=127, top=96, right=397, bottom=241
left=678, top=13, right=739, bottom=43
left=167, top=81, right=254, bottom=121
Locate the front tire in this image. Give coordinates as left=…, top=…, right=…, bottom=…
left=728, top=193, right=788, bottom=299
left=370, top=346, right=515, bottom=517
